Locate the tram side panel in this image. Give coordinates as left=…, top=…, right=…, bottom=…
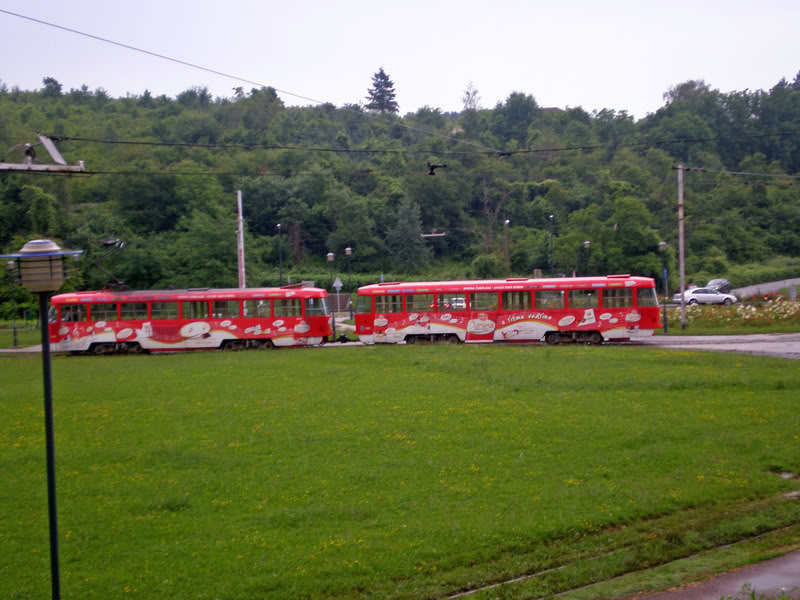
left=49, top=289, right=331, bottom=353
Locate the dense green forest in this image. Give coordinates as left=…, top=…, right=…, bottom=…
left=2, top=71, right=800, bottom=316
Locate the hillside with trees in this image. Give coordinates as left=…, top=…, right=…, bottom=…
left=2, top=69, right=800, bottom=315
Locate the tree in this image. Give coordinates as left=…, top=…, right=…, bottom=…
left=462, top=81, right=481, bottom=112
left=365, top=68, right=399, bottom=113
left=385, top=197, right=430, bottom=272
left=41, top=77, right=62, bottom=98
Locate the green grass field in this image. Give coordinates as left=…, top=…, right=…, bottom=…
left=1, top=345, right=799, bottom=599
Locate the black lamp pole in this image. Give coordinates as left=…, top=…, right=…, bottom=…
left=39, top=291, right=61, bottom=600
left=1, top=239, right=84, bottom=600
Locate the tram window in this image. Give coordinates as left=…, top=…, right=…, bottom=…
left=534, top=290, right=564, bottom=309
left=469, top=292, right=498, bottom=311
left=375, top=294, right=403, bottom=313
left=568, top=289, right=598, bottom=308
left=355, top=295, right=373, bottom=314
left=90, top=303, right=118, bottom=321
left=151, top=302, right=179, bottom=320
left=637, top=287, right=659, bottom=307
left=305, top=297, right=329, bottom=316
left=602, top=288, right=633, bottom=308
left=212, top=300, right=240, bottom=319
left=274, top=298, right=302, bottom=317
left=501, top=291, right=531, bottom=311
left=244, top=300, right=271, bottom=317
left=61, top=304, right=88, bottom=322
left=183, top=301, right=209, bottom=319
left=406, top=294, right=434, bottom=312
left=437, top=294, right=467, bottom=312
left=120, top=302, right=148, bottom=320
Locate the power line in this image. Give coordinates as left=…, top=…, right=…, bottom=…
left=511, top=130, right=799, bottom=155
left=48, top=134, right=491, bottom=156
left=0, top=8, right=501, bottom=155
left=682, top=165, right=800, bottom=180
left=45, top=130, right=800, bottom=160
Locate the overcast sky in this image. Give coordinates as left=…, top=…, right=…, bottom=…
left=1, top=1, right=798, bottom=120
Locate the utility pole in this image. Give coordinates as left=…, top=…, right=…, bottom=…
left=677, top=164, right=687, bottom=330
left=236, top=191, right=246, bottom=289
left=0, top=134, right=85, bottom=174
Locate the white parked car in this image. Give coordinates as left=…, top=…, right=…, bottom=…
left=672, top=288, right=737, bottom=305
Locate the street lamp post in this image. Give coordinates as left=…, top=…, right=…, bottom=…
left=659, top=241, right=669, bottom=334
left=548, top=215, right=555, bottom=276
left=345, top=247, right=352, bottom=288
left=276, top=224, right=283, bottom=286
left=327, top=252, right=336, bottom=340
left=581, top=240, right=591, bottom=276
left=503, top=220, right=510, bottom=277
left=1, top=239, right=83, bottom=600
left=345, top=247, right=353, bottom=319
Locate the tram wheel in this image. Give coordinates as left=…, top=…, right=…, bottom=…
left=445, top=334, right=460, bottom=344
left=260, top=340, right=275, bottom=350
left=545, top=332, right=560, bottom=345
left=406, top=336, right=417, bottom=345
left=589, top=332, right=603, bottom=345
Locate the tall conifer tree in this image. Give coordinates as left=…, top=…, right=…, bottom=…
left=365, top=68, right=399, bottom=113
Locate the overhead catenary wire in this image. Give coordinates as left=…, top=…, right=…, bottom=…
left=42, top=130, right=800, bottom=161
left=45, top=135, right=494, bottom=156
left=0, top=8, right=502, bottom=155
left=681, top=165, right=800, bottom=180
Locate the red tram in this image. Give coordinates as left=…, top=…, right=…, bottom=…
left=48, top=285, right=332, bottom=354
left=354, top=275, right=661, bottom=345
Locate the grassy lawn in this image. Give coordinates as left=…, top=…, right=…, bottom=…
left=1, top=345, right=799, bottom=599
left=660, top=302, right=800, bottom=335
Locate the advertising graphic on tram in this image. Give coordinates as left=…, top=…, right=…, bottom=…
left=354, top=275, right=660, bottom=345
left=48, top=285, right=331, bottom=354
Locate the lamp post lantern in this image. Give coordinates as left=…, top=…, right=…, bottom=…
left=659, top=241, right=669, bottom=334
left=1, top=239, right=83, bottom=600
left=276, top=224, right=283, bottom=286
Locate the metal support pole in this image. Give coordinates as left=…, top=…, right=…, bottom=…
left=277, top=224, right=283, bottom=286
left=549, top=215, right=555, bottom=276
left=236, top=191, right=246, bottom=289
left=39, top=293, right=61, bottom=600
left=662, top=260, right=669, bottom=334
left=677, top=165, right=687, bottom=330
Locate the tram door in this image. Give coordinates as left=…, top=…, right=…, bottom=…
left=467, top=292, right=499, bottom=342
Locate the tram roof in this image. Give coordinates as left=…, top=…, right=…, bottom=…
left=51, top=286, right=327, bottom=303
left=357, top=275, right=655, bottom=294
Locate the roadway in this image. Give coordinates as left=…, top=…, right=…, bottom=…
left=641, top=333, right=800, bottom=360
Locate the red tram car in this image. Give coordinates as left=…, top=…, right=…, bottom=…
left=48, top=285, right=332, bottom=354
left=354, top=275, right=660, bottom=345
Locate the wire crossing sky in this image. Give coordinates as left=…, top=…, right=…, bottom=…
left=1, top=1, right=798, bottom=120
